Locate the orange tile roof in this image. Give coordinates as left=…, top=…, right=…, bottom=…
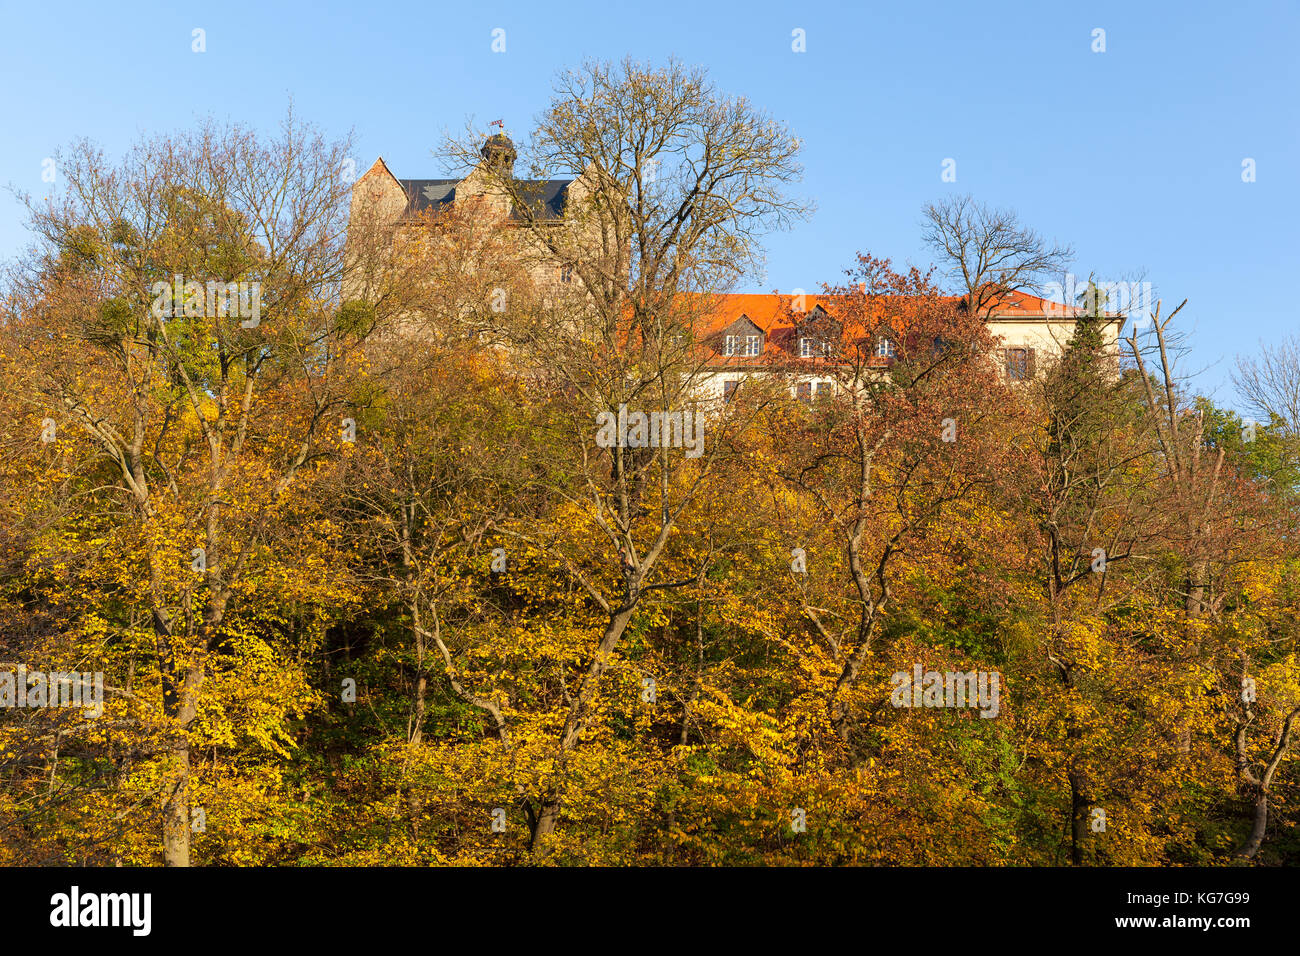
left=693, top=293, right=882, bottom=368
left=691, top=290, right=1119, bottom=368
left=696, top=290, right=1111, bottom=332
left=696, top=293, right=836, bottom=337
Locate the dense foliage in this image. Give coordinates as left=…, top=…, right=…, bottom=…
left=2, top=81, right=1297, bottom=867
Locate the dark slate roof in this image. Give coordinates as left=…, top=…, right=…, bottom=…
left=510, top=179, right=573, bottom=221
left=399, top=179, right=458, bottom=214
left=398, top=178, right=573, bottom=221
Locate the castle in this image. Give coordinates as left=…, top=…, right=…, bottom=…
left=348, top=132, right=1124, bottom=401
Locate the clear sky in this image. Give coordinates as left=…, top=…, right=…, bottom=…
left=2, top=0, right=1295, bottom=406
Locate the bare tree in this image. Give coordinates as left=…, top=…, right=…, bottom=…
left=921, top=195, right=1073, bottom=317
left=1233, top=333, right=1300, bottom=439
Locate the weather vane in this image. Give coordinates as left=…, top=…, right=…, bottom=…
left=490, top=119, right=504, bottom=130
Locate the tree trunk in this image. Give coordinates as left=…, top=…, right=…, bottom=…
left=528, top=605, right=637, bottom=858
left=679, top=603, right=705, bottom=745
left=159, top=650, right=206, bottom=866
left=409, top=597, right=427, bottom=745
left=1185, top=559, right=1208, bottom=619
left=1237, top=791, right=1269, bottom=860
left=529, top=796, right=562, bottom=858
left=1069, top=767, right=1088, bottom=865
left=161, top=740, right=191, bottom=867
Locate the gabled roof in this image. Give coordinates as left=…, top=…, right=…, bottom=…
left=716, top=314, right=766, bottom=338
left=360, top=157, right=402, bottom=188
left=697, top=295, right=845, bottom=367
left=692, top=290, right=1120, bottom=369
left=698, top=294, right=836, bottom=338
left=697, top=291, right=1117, bottom=336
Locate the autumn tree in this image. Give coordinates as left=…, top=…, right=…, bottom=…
left=3, top=115, right=369, bottom=865
left=1129, top=306, right=1296, bottom=860
left=431, top=58, right=809, bottom=855
left=753, top=255, right=1010, bottom=755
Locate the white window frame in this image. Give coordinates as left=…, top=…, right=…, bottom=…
left=725, top=332, right=762, bottom=357
left=875, top=336, right=896, bottom=359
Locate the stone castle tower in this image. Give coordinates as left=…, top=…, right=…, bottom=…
left=346, top=129, right=601, bottom=297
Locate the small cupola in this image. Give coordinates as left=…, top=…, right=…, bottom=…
left=480, top=131, right=517, bottom=176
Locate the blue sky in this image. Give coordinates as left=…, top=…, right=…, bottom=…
left=2, top=0, right=1295, bottom=406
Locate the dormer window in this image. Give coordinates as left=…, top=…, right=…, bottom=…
left=800, top=336, right=834, bottom=358
left=875, top=336, right=896, bottom=359
left=725, top=334, right=761, bottom=357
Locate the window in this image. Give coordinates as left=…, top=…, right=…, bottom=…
left=801, top=336, right=832, bottom=358
left=796, top=382, right=812, bottom=403
left=875, top=336, right=896, bottom=359
left=1005, top=347, right=1029, bottom=381
left=814, top=381, right=830, bottom=401
left=723, top=380, right=739, bottom=402
left=725, top=334, right=762, bottom=357
left=560, top=264, right=573, bottom=284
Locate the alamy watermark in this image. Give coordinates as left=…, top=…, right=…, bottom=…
left=595, top=404, right=704, bottom=458
left=150, top=275, right=262, bottom=328
left=890, top=664, right=1001, bottom=718
left=1040, top=274, right=1154, bottom=326
left=1, top=666, right=104, bottom=718
left=50, top=886, right=150, bottom=936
